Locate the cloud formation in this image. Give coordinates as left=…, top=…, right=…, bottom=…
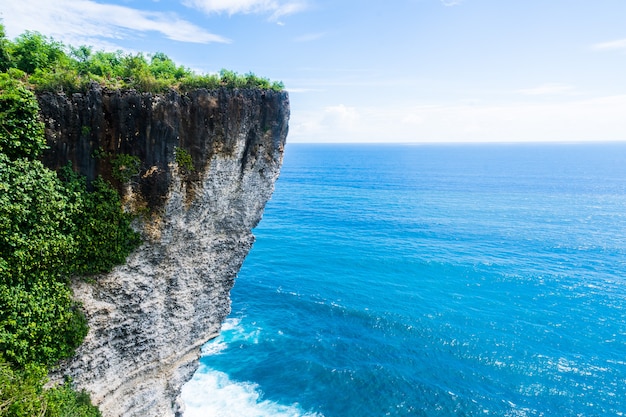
left=517, top=83, right=575, bottom=96
left=440, top=0, right=464, bottom=6
left=592, top=38, right=626, bottom=51
left=182, top=0, right=307, bottom=21
left=1, top=0, right=228, bottom=48
left=290, top=96, right=626, bottom=143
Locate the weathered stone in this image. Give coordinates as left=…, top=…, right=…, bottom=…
left=37, top=85, right=289, bottom=417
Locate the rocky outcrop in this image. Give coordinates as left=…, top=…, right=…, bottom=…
left=37, top=85, right=289, bottom=417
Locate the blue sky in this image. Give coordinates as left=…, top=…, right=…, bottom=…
left=2, top=0, right=626, bottom=143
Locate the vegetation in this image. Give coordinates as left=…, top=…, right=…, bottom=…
left=0, top=75, right=45, bottom=160
left=0, top=22, right=283, bottom=415
left=0, top=362, right=101, bottom=417
left=174, top=147, right=194, bottom=174
left=1, top=25, right=149, bottom=416
left=110, top=153, right=141, bottom=184
left=0, top=28, right=284, bottom=94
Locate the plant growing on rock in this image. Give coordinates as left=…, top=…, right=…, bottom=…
left=110, top=153, right=141, bottom=184
left=174, top=147, right=194, bottom=174
left=0, top=54, right=140, bottom=415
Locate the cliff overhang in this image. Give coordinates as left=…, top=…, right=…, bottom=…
left=37, top=84, right=289, bottom=417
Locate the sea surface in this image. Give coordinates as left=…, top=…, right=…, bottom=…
left=182, top=143, right=626, bottom=417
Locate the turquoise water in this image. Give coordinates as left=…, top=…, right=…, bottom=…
left=182, top=143, right=626, bottom=417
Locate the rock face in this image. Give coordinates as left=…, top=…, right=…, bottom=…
left=36, top=85, right=289, bottom=417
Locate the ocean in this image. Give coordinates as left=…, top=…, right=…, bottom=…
left=181, top=143, right=626, bottom=417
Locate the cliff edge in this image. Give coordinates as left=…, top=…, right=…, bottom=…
left=36, top=84, right=289, bottom=417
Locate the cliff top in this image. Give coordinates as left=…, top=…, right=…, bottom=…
left=0, top=26, right=285, bottom=94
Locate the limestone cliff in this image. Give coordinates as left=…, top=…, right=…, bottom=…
left=36, top=84, right=289, bottom=417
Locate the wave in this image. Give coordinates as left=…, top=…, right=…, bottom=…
left=181, top=365, right=322, bottom=417
left=183, top=318, right=323, bottom=417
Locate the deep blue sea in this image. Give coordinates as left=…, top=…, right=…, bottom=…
left=182, top=143, right=626, bottom=417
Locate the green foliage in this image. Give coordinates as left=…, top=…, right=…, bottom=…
left=0, top=25, right=11, bottom=73
left=0, top=76, right=139, bottom=415
left=9, top=32, right=67, bottom=75
left=0, top=75, right=46, bottom=160
left=0, top=359, right=47, bottom=416
left=174, top=147, right=194, bottom=173
left=178, top=73, right=220, bottom=91
left=0, top=155, right=76, bottom=285
left=44, top=381, right=101, bottom=417
left=0, top=278, right=88, bottom=368
left=0, top=28, right=286, bottom=93
left=149, top=52, right=188, bottom=80
left=110, top=153, right=141, bottom=183
left=0, top=359, right=100, bottom=417
left=28, top=67, right=85, bottom=94
left=64, top=173, right=142, bottom=275
left=0, top=155, right=137, bottom=412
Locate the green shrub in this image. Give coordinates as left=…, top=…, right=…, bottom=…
left=174, top=147, right=194, bottom=174
left=29, top=67, right=85, bottom=93
left=0, top=75, right=140, bottom=415
left=0, top=359, right=101, bottom=417
left=44, top=380, right=101, bottom=417
left=68, top=175, right=142, bottom=275
left=0, top=359, right=47, bottom=416
left=178, top=73, right=220, bottom=91
left=0, top=75, right=46, bottom=160
left=8, top=32, right=67, bottom=75
left=0, top=155, right=77, bottom=285
left=0, top=25, right=11, bottom=73
left=0, top=278, right=88, bottom=368
left=0, top=25, right=285, bottom=93
left=110, top=153, right=141, bottom=183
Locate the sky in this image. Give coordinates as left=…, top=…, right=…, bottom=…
left=2, top=0, right=626, bottom=143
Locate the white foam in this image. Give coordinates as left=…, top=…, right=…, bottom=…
left=220, top=317, right=242, bottom=332
left=200, top=340, right=228, bottom=356
left=181, top=365, right=322, bottom=417
left=200, top=318, right=260, bottom=356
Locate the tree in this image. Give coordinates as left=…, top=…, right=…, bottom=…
left=0, top=24, right=12, bottom=73
left=9, top=32, right=66, bottom=75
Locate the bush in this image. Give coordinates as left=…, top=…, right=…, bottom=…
left=0, top=75, right=46, bottom=160
left=0, top=25, right=286, bottom=93
left=0, top=75, right=140, bottom=415
left=0, top=25, right=11, bottom=73
left=0, top=278, right=88, bottom=368
left=174, top=147, right=194, bottom=174
left=9, top=32, right=67, bottom=75
left=0, top=359, right=101, bottom=417
left=0, top=155, right=76, bottom=285
left=68, top=175, right=142, bottom=275
left=110, top=153, right=141, bottom=183
left=0, top=359, right=47, bottom=416
left=44, top=381, right=101, bottom=417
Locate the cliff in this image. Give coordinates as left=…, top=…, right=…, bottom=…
left=36, top=84, right=289, bottom=417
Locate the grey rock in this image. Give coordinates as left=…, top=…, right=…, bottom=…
left=37, top=85, right=289, bottom=417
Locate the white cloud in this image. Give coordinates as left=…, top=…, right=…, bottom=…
left=517, top=83, right=575, bottom=96
left=440, top=0, right=464, bottom=6
left=289, top=96, right=626, bottom=143
left=1, top=0, right=228, bottom=48
left=286, top=87, right=323, bottom=93
left=592, top=38, right=626, bottom=51
left=294, top=32, right=326, bottom=42
left=182, top=0, right=307, bottom=21
left=324, top=104, right=360, bottom=129
left=290, top=104, right=361, bottom=140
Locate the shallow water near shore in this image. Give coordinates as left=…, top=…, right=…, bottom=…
left=182, top=142, right=626, bottom=416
